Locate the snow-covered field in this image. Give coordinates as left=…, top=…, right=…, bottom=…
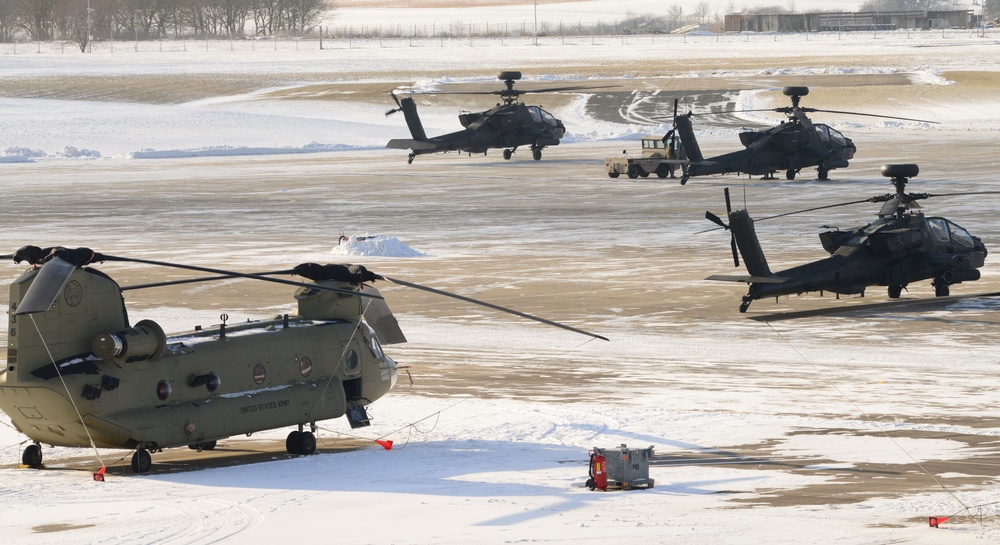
left=3, top=3, right=1000, bottom=544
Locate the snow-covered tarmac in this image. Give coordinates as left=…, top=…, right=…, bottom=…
left=2, top=15, right=1000, bottom=545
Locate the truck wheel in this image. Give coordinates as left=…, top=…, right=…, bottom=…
left=639, top=171, right=649, bottom=178
left=627, top=165, right=639, bottom=179
left=608, top=172, right=620, bottom=178
left=655, top=165, right=669, bottom=178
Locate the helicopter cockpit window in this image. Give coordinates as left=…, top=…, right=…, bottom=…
left=368, top=334, right=385, bottom=359
left=947, top=221, right=975, bottom=247
left=926, top=218, right=950, bottom=243
left=527, top=106, right=542, bottom=123
left=814, top=124, right=831, bottom=142
left=826, top=126, right=847, bottom=146
left=539, top=108, right=558, bottom=126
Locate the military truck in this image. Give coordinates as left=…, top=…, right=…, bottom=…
left=605, top=135, right=684, bottom=179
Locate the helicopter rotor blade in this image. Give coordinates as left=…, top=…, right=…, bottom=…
left=704, top=211, right=727, bottom=229
left=805, top=108, right=939, bottom=124
left=14, top=257, right=78, bottom=315
left=722, top=188, right=740, bottom=267
left=385, top=92, right=403, bottom=116
left=687, top=107, right=938, bottom=124
left=427, top=84, right=610, bottom=96
left=359, top=285, right=407, bottom=345
left=120, top=271, right=295, bottom=291
left=101, top=255, right=382, bottom=299
left=382, top=275, right=608, bottom=342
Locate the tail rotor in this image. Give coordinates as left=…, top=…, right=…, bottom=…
left=705, top=188, right=740, bottom=268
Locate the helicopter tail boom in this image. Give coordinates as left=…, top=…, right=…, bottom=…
left=729, top=209, right=773, bottom=278
left=398, top=96, right=427, bottom=142
left=674, top=113, right=704, bottom=164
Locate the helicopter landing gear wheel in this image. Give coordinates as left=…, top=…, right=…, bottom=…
left=817, top=166, right=829, bottom=181
left=407, top=153, right=415, bottom=165
left=286, top=430, right=317, bottom=455
left=131, top=449, right=152, bottom=474
left=785, top=169, right=796, bottom=180
left=22, top=443, right=42, bottom=468
left=627, top=165, right=640, bottom=179
left=286, top=431, right=302, bottom=454
left=887, top=284, right=903, bottom=299
left=531, top=147, right=542, bottom=161
left=739, top=297, right=753, bottom=313
left=503, top=149, right=513, bottom=160
left=934, top=280, right=950, bottom=297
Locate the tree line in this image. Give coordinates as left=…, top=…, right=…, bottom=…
left=0, top=0, right=332, bottom=46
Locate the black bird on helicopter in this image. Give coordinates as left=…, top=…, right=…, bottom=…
left=386, top=71, right=599, bottom=163
left=704, top=164, right=993, bottom=313
left=671, top=87, right=937, bottom=184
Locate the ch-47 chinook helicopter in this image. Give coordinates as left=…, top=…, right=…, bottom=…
left=704, top=164, right=993, bottom=313
left=1, top=246, right=606, bottom=474
left=386, top=71, right=597, bottom=163
left=671, top=87, right=936, bottom=184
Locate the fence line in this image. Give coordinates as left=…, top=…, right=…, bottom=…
left=0, top=27, right=995, bottom=56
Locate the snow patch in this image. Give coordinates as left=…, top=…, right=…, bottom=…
left=332, top=234, right=426, bottom=258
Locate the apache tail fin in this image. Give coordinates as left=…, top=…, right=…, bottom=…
left=399, top=97, right=427, bottom=142
left=674, top=112, right=704, bottom=163
left=728, top=209, right=772, bottom=278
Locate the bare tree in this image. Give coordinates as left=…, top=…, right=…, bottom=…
left=0, top=0, right=18, bottom=41
left=694, top=0, right=711, bottom=23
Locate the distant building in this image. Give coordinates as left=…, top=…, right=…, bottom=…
left=724, top=11, right=973, bottom=33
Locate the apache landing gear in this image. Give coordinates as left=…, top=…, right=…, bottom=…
left=933, top=278, right=951, bottom=297
left=503, top=149, right=513, bottom=160
left=407, top=153, right=415, bottom=165
left=531, top=144, right=542, bottom=161
left=739, top=296, right=753, bottom=313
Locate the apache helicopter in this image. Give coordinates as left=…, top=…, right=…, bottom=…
left=386, top=71, right=596, bottom=163
left=672, top=87, right=936, bottom=184
left=704, top=164, right=991, bottom=313
left=1, top=246, right=606, bottom=474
